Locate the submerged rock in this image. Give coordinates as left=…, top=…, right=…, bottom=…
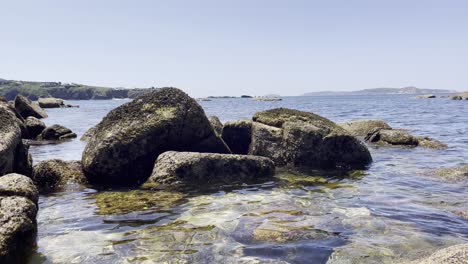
left=32, top=160, right=88, bottom=193
left=434, top=165, right=468, bottom=181
left=416, top=136, right=448, bottom=150
left=339, top=119, right=392, bottom=136
left=82, top=88, right=231, bottom=186
left=93, top=189, right=185, bottom=215
left=406, top=243, right=468, bottom=264
left=208, top=116, right=223, bottom=136
left=0, top=106, right=32, bottom=176
left=150, top=151, right=275, bottom=184
left=249, top=108, right=372, bottom=169
left=14, top=95, right=48, bottom=119
left=37, top=124, right=77, bottom=140
left=221, top=120, right=252, bottom=154
left=24, top=117, right=46, bottom=139
left=0, top=173, right=38, bottom=263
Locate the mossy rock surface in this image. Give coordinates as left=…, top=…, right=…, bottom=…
left=82, top=88, right=230, bottom=186
left=249, top=108, right=372, bottom=170
left=32, top=159, right=88, bottom=193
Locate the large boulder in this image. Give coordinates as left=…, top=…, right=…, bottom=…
left=32, top=160, right=88, bottom=193
left=0, top=106, right=32, bottom=176
left=149, top=151, right=275, bottom=184
left=82, top=88, right=231, bottom=185
left=80, top=126, right=97, bottom=142
left=38, top=97, right=64, bottom=108
left=37, top=124, right=77, bottom=140
left=339, top=119, right=392, bottom=136
left=0, top=100, right=29, bottom=139
left=221, top=120, right=252, bottom=154
left=249, top=108, right=372, bottom=169
left=0, top=174, right=38, bottom=263
left=14, top=95, right=47, bottom=119
left=24, top=117, right=46, bottom=139
left=208, top=116, right=223, bottom=136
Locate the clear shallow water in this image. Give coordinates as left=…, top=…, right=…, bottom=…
left=28, top=95, right=468, bottom=263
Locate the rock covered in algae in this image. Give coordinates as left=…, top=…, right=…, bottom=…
left=92, top=189, right=185, bottom=215
left=434, top=165, right=468, bottom=181
left=150, top=151, right=275, bottom=184
left=32, top=159, right=88, bottom=193
left=0, top=173, right=38, bottom=263
left=82, top=88, right=231, bottom=186
left=221, top=120, right=253, bottom=155
left=249, top=108, right=372, bottom=169
left=339, top=119, right=392, bottom=136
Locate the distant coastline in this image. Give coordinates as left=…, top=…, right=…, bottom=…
left=302, top=86, right=458, bottom=96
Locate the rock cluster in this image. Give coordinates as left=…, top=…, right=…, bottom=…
left=449, top=92, right=468, bottom=100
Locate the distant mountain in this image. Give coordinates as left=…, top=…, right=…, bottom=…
left=0, top=78, right=157, bottom=100
left=302, top=86, right=457, bottom=96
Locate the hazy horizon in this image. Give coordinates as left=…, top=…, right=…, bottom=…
left=1, top=0, right=467, bottom=97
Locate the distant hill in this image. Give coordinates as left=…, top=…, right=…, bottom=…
left=302, top=86, right=457, bottom=96
left=0, top=78, right=157, bottom=100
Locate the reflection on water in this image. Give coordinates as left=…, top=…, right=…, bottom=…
left=29, top=96, right=468, bottom=263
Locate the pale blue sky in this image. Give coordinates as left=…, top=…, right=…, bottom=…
left=0, top=0, right=467, bottom=96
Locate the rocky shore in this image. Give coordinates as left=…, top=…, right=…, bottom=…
left=0, top=87, right=463, bottom=263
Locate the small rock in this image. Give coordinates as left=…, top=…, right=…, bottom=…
left=149, top=151, right=275, bottom=184
left=38, top=97, right=64, bottom=108
left=416, top=136, right=448, bottom=150
left=14, top=95, right=48, bottom=119
left=417, top=94, right=436, bottom=99
left=37, top=124, right=77, bottom=140
left=435, top=165, right=468, bottom=181
left=339, top=119, right=392, bottom=136
left=221, top=120, right=252, bottom=154
left=24, top=117, right=46, bottom=139
left=32, top=160, right=88, bottom=193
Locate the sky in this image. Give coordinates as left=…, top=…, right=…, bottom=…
left=0, top=0, right=467, bottom=97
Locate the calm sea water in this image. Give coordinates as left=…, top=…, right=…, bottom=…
left=28, top=95, right=468, bottom=264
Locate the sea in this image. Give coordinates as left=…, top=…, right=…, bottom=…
left=28, top=95, right=468, bottom=263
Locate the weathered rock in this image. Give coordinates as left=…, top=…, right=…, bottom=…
left=82, top=88, right=231, bottom=185
left=416, top=136, right=448, bottom=150
left=366, top=128, right=447, bottom=149
left=449, top=92, right=468, bottom=100
left=208, top=116, right=223, bottom=136
left=221, top=120, right=252, bottom=154
left=0, top=100, right=29, bottom=139
left=37, top=124, right=77, bottom=140
left=407, top=243, right=468, bottom=264
left=38, top=97, right=64, bottom=108
left=417, top=94, right=436, bottom=99
left=14, top=95, right=48, bottom=119
left=150, top=151, right=275, bottom=184
left=249, top=108, right=372, bottom=169
left=435, top=165, right=468, bottom=181
left=339, top=119, right=392, bottom=136
left=0, top=173, right=38, bottom=263
left=80, top=126, right=97, bottom=142
left=32, top=160, right=88, bottom=193
left=0, top=106, right=32, bottom=176
left=24, top=117, right=46, bottom=139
